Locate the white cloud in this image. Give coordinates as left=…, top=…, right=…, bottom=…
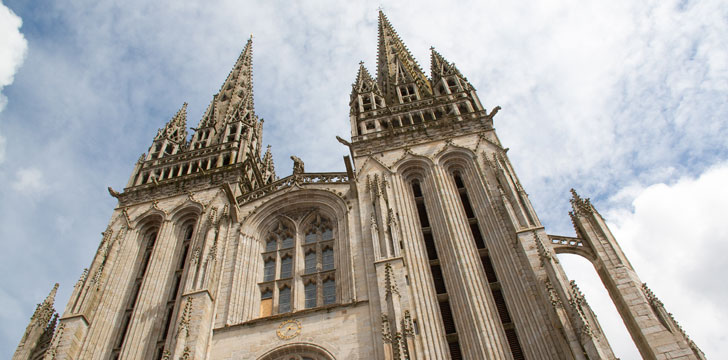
left=12, top=167, right=47, bottom=194
left=0, top=2, right=27, bottom=164
left=606, top=162, right=728, bottom=357
left=562, top=162, right=728, bottom=358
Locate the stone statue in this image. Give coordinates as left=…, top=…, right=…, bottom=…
left=291, top=155, right=304, bottom=174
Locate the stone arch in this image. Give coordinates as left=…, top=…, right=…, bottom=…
left=396, top=157, right=433, bottom=183
left=130, top=209, right=166, bottom=229
left=392, top=152, right=434, bottom=177
left=169, top=202, right=204, bottom=223
left=257, top=342, right=335, bottom=360
left=438, top=148, right=478, bottom=172
left=552, top=244, right=596, bottom=262
left=244, top=189, right=346, bottom=235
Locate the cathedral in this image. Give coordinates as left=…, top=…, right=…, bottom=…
left=14, top=11, right=705, bottom=360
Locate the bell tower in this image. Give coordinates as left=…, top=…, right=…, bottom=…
left=347, top=10, right=705, bottom=360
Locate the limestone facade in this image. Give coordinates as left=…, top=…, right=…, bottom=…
left=15, top=11, right=705, bottom=360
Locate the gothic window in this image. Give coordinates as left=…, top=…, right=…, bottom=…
left=260, top=289, right=273, bottom=317
left=264, top=258, right=275, bottom=281
left=447, top=77, right=461, bottom=93
left=322, top=278, right=336, bottom=305
left=398, top=84, right=417, bottom=103
left=280, top=255, right=293, bottom=278
left=304, top=281, right=317, bottom=308
left=301, top=214, right=336, bottom=308
left=304, top=251, right=317, bottom=274
left=322, top=247, right=334, bottom=271
left=361, top=95, right=373, bottom=111
left=278, top=285, right=291, bottom=313
left=227, top=124, right=238, bottom=142
left=111, top=227, right=159, bottom=360
left=259, top=214, right=337, bottom=317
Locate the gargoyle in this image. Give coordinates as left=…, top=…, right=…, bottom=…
left=291, top=155, right=305, bottom=174
left=108, top=187, right=121, bottom=199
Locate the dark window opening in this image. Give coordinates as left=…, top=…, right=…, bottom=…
left=431, top=265, right=447, bottom=294
left=481, top=255, right=498, bottom=283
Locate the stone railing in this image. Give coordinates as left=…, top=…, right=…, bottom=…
left=237, top=172, right=349, bottom=204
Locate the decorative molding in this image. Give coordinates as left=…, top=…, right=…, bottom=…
left=544, top=280, right=562, bottom=308
left=384, top=263, right=400, bottom=298
left=177, top=297, right=193, bottom=337
left=381, top=314, right=392, bottom=343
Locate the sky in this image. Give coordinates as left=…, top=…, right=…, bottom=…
left=0, top=0, right=726, bottom=358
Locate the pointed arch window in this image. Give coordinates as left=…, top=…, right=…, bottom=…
left=259, top=214, right=337, bottom=317
left=301, top=214, right=336, bottom=308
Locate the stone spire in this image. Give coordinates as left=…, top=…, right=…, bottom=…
left=13, top=283, right=59, bottom=360
left=352, top=62, right=380, bottom=96
left=155, top=102, right=188, bottom=144
left=430, top=47, right=470, bottom=89
left=33, top=283, right=58, bottom=324
left=198, top=36, right=256, bottom=132
left=261, top=145, right=276, bottom=183
left=376, top=10, right=432, bottom=101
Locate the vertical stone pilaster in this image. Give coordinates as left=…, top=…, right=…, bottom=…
left=429, top=165, right=511, bottom=359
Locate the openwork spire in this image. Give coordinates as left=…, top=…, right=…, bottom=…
left=353, top=62, right=380, bottom=95
left=31, top=283, right=58, bottom=324
left=198, top=36, right=256, bottom=129
left=430, top=47, right=467, bottom=84
left=155, top=102, right=188, bottom=143
left=376, top=10, right=431, bottom=101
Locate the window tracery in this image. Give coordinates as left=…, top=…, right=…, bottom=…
left=259, top=213, right=337, bottom=317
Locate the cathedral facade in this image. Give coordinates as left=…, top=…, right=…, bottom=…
left=14, top=11, right=705, bottom=360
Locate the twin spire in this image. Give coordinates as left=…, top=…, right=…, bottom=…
left=155, top=102, right=188, bottom=143
left=357, top=10, right=465, bottom=102
left=198, top=36, right=256, bottom=130
left=156, top=37, right=257, bottom=145
left=376, top=11, right=432, bottom=101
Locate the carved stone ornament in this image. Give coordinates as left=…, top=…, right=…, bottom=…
left=276, top=319, right=302, bottom=340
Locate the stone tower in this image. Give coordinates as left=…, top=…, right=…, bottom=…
left=15, top=11, right=704, bottom=360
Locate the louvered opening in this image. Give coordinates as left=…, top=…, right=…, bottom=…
left=423, top=231, right=438, bottom=261
left=470, top=222, right=485, bottom=249
left=505, top=328, right=525, bottom=360
left=459, top=191, right=475, bottom=218
left=480, top=255, right=498, bottom=283
left=492, top=289, right=512, bottom=323
left=439, top=300, right=457, bottom=335
left=416, top=201, right=430, bottom=227
left=448, top=340, right=463, bottom=360
left=431, top=264, right=447, bottom=294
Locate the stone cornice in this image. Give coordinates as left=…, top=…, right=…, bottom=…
left=119, top=164, right=245, bottom=207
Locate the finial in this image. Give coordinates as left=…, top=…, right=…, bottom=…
left=569, top=188, right=593, bottom=214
